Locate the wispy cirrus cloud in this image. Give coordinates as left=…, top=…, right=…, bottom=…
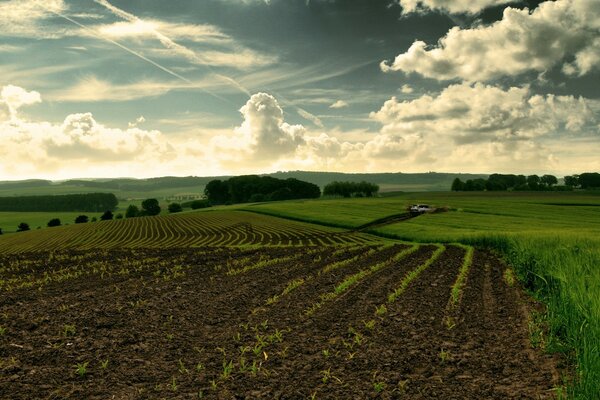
left=93, top=0, right=275, bottom=71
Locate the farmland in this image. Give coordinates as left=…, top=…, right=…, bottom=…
left=244, top=191, right=600, bottom=398
left=0, top=194, right=594, bottom=398
left=0, top=233, right=559, bottom=398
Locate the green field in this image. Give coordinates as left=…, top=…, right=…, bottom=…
left=242, top=191, right=600, bottom=398
left=0, top=201, right=176, bottom=234
left=1, top=191, right=598, bottom=397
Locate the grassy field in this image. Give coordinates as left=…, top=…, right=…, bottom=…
left=242, top=191, right=600, bottom=399
left=0, top=201, right=176, bottom=234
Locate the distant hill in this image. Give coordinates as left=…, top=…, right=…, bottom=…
left=0, top=172, right=489, bottom=199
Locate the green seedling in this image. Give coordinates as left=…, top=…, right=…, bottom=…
left=178, top=359, right=189, bottom=374
left=170, top=376, right=178, bottom=391
left=0, top=326, right=6, bottom=335
left=63, top=324, right=76, bottom=337
left=439, top=349, right=451, bottom=364
left=363, top=320, right=376, bottom=330
left=375, top=304, right=387, bottom=316
left=322, top=349, right=330, bottom=358
left=75, top=361, right=89, bottom=377
left=373, top=381, right=386, bottom=393
left=100, top=359, right=109, bottom=369
left=196, top=362, right=204, bottom=372
left=503, top=268, right=515, bottom=286
left=221, top=359, right=234, bottom=379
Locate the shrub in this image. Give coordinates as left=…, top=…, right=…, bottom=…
left=168, top=203, right=183, bottom=213
left=17, top=222, right=30, bottom=232
left=100, top=210, right=113, bottom=221
left=47, top=218, right=61, bottom=227
left=74, top=215, right=89, bottom=224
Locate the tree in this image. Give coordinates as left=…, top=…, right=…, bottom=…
left=47, top=218, right=61, bottom=227
left=168, top=203, right=183, bottom=213
left=141, top=199, right=161, bottom=216
left=323, top=181, right=378, bottom=197
left=0, top=228, right=3, bottom=235
left=125, top=204, right=139, bottom=218
left=115, top=213, right=123, bottom=219
left=75, top=215, right=89, bottom=224
left=451, top=178, right=465, bottom=191
left=204, top=180, right=230, bottom=204
left=527, top=175, right=541, bottom=190
left=541, top=174, right=558, bottom=187
left=100, top=210, right=114, bottom=221
left=564, top=175, right=579, bottom=187
left=188, top=199, right=210, bottom=209
left=91, top=217, right=97, bottom=222
left=17, top=222, right=30, bottom=232
left=578, top=172, right=600, bottom=189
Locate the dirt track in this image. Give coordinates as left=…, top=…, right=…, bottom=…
left=0, top=245, right=561, bottom=399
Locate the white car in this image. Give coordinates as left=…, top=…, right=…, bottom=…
left=410, top=204, right=431, bottom=214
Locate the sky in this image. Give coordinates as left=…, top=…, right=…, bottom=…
left=0, top=0, right=598, bottom=180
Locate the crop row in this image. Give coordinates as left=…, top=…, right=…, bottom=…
left=0, top=211, right=378, bottom=253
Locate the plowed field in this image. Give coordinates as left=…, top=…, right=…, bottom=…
left=0, top=243, right=560, bottom=399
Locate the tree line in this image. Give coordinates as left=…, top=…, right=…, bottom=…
left=451, top=172, right=600, bottom=191
left=205, top=176, right=321, bottom=204
left=323, top=181, right=380, bottom=198
left=0, top=193, right=118, bottom=212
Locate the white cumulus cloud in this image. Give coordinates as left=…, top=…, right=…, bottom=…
left=382, top=0, right=600, bottom=81
left=0, top=85, right=178, bottom=179
left=371, top=82, right=597, bottom=144
left=234, top=93, right=306, bottom=158
left=0, top=85, right=41, bottom=118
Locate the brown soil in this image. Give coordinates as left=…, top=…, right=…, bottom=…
left=0, top=246, right=562, bottom=399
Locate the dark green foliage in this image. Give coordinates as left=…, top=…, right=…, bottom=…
left=125, top=204, right=140, bottom=218
left=141, top=199, right=161, bottom=216
left=205, top=176, right=320, bottom=205
left=168, top=203, right=183, bottom=213
left=527, top=175, right=541, bottom=190
left=115, top=213, right=123, bottom=220
left=452, top=173, right=579, bottom=191
left=204, top=180, right=230, bottom=204
left=181, top=199, right=211, bottom=209
left=91, top=217, right=97, bottom=222
left=0, top=193, right=117, bottom=212
left=17, top=222, right=30, bottom=232
left=578, top=173, right=600, bottom=189
left=451, top=178, right=464, bottom=191
left=323, top=181, right=379, bottom=198
left=47, top=218, right=61, bottom=227
left=541, top=175, right=558, bottom=187
left=0, top=228, right=3, bottom=235
left=564, top=175, right=579, bottom=187
left=248, top=193, right=266, bottom=202
left=464, top=179, right=487, bottom=191
left=100, top=210, right=114, bottom=221
left=75, top=215, right=89, bottom=224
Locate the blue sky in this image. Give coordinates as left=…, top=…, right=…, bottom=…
left=0, top=0, right=598, bottom=179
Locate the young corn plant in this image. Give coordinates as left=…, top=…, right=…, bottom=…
left=449, top=246, right=475, bottom=306
left=375, top=304, right=387, bottom=317
left=63, top=324, right=76, bottom=337
left=75, top=361, right=89, bottom=377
